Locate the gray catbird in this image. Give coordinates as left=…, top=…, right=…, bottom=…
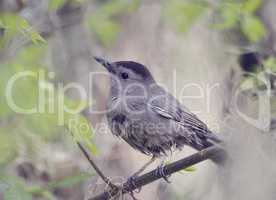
left=94, top=57, right=224, bottom=179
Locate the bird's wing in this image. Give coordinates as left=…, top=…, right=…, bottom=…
left=148, top=92, right=221, bottom=144
left=149, top=95, right=208, bottom=133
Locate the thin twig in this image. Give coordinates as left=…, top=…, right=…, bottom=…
left=89, top=146, right=225, bottom=200
left=77, top=142, right=117, bottom=190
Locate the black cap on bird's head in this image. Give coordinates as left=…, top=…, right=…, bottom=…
left=94, top=56, right=154, bottom=82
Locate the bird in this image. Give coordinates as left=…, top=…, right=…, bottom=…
left=94, top=57, right=225, bottom=180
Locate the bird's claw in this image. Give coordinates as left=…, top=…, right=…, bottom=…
left=104, top=183, right=123, bottom=200
left=126, top=175, right=142, bottom=193
left=155, top=163, right=171, bottom=183
left=124, top=176, right=141, bottom=200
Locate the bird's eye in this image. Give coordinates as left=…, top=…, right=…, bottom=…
left=121, top=72, right=129, bottom=79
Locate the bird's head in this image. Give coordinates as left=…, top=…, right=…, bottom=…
left=94, top=57, right=155, bottom=93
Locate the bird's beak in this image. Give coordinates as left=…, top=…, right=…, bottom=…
left=94, top=56, right=114, bottom=73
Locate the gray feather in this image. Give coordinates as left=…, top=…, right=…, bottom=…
left=104, top=61, right=221, bottom=157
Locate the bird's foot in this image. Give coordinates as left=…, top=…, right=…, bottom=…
left=126, top=175, right=142, bottom=193
left=124, top=176, right=141, bottom=200
left=104, top=178, right=139, bottom=200
left=155, top=162, right=171, bottom=183
left=104, top=183, right=123, bottom=199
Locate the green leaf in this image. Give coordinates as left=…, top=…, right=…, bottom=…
left=88, top=16, right=120, bottom=46
left=177, top=165, right=197, bottom=174
left=5, top=70, right=38, bottom=113
left=241, top=15, right=266, bottom=42
left=0, top=14, right=20, bottom=47
left=2, top=176, right=33, bottom=200
left=14, top=44, right=47, bottom=69
left=65, top=114, right=97, bottom=155
left=164, top=161, right=196, bottom=173
left=164, top=0, right=206, bottom=33
left=39, top=191, right=57, bottom=200
left=0, top=131, right=17, bottom=165
left=0, top=13, right=18, bottom=29
left=0, top=14, right=45, bottom=46
left=23, top=112, right=62, bottom=139
left=243, top=0, right=262, bottom=13
left=0, top=65, right=16, bottom=117
left=264, top=57, right=276, bottom=72
left=29, top=30, right=46, bottom=44
left=23, top=78, right=88, bottom=139
left=4, top=187, right=33, bottom=200
left=213, top=2, right=241, bottom=29
left=182, top=166, right=197, bottom=172
left=240, top=76, right=256, bottom=90
left=0, top=44, right=46, bottom=117
left=126, top=0, right=140, bottom=12
left=87, top=0, right=140, bottom=46
left=18, top=20, right=46, bottom=44
left=49, top=0, right=66, bottom=10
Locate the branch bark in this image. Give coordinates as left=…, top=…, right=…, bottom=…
left=77, top=142, right=117, bottom=190
left=89, top=145, right=224, bottom=200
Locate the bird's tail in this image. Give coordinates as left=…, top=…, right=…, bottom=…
left=195, top=132, right=227, bottom=165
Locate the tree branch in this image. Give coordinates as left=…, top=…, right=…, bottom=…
left=89, top=146, right=224, bottom=200
left=77, top=142, right=117, bottom=190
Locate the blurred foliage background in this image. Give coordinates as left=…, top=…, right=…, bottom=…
left=0, top=0, right=275, bottom=199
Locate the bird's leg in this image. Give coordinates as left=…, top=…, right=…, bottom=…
left=132, top=156, right=156, bottom=177
left=155, top=160, right=171, bottom=183
left=126, top=156, right=156, bottom=192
